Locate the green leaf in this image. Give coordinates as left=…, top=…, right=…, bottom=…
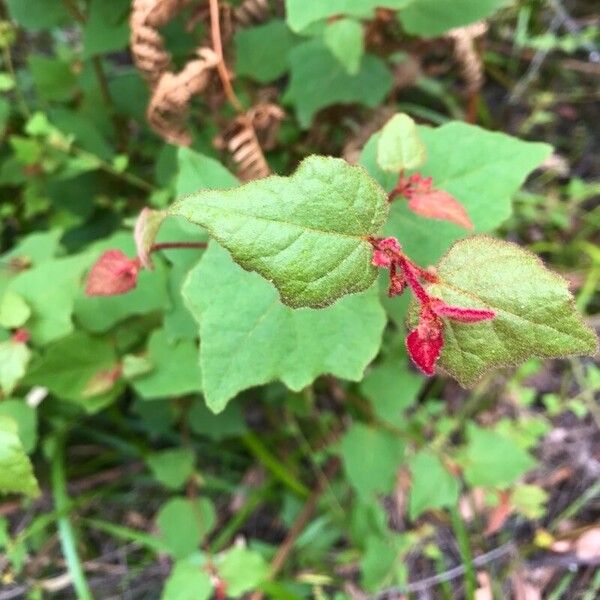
left=399, top=0, right=510, bottom=37
left=0, top=340, right=30, bottom=396
left=172, top=155, right=389, bottom=308
left=284, top=41, right=393, bottom=128
left=188, top=400, right=247, bottom=440
left=423, top=236, right=598, bottom=386
left=183, top=243, right=386, bottom=412
left=362, top=122, right=552, bottom=268
left=0, top=416, right=39, bottom=498
left=0, top=290, right=30, bottom=328
left=162, top=561, right=212, bottom=600
left=408, top=451, right=459, bottom=519
left=0, top=400, right=37, bottom=453
left=147, top=449, right=195, bottom=490
left=323, top=18, right=364, bottom=76
left=131, top=328, right=202, bottom=400
left=5, top=0, right=70, bottom=30
left=377, top=113, right=426, bottom=172
left=176, top=147, right=239, bottom=196
left=0, top=73, right=15, bottom=91
left=235, top=20, right=297, bottom=83
left=461, top=425, right=536, bottom=488
left=28, top=56, right=76, bottom=102
left=512, top=484, right=548, bottom=519
left=340, top=423, right=404, bottom=499
left=82, top=0, right=130, bottom=58
left=218, top=546, right=268, bottom=598
left=156, top=497, right=216, bottom=559
left=285, top=0, right=412, bottom=32
left=25, top=332, right=120, bottom=411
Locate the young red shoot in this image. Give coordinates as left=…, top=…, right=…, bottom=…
left=85, top=250, right=141, bottom=296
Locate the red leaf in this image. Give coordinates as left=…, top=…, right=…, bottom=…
left=408, top=189, right=473, bottom=230
left=406, top=325, right=444, bottom=376
left=432, top=300, right=495, bottom=323
left=85, top=250, right=141, bottom=296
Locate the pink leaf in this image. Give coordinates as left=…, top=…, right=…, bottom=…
left=406, top=325, right=444, bottom=376
left=408, top=188, right=474, bottom=230
left=85, top=250, right=141, bottom=296
left=432, top=300, right=495, bottom=323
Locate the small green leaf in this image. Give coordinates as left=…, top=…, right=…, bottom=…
left=218, top=546, right=268, bottom=598
left=182, top=243, right=386, bottom=412
left=424, top=236, right=598, bottom=386
left=156, top=497, right=216, bottom=559
left=0, top=339, right=31, bottom=396
left=0, top=400, right=37, bottom=453
left=172, top=156, right=388, bottom=308
left=147, top=449, right=195, bottom=490
left=0, top=73, right=15, bottom=91
left=176, top=147, right=238, bottom=196
left=377, top=113, right=427, bottom=172
left=461, top=425, right=536, bottom=488
left=284, top=41, right=393, bottom=128
left=162, top=561, right=212, bottom=600
left=408, top=451, right=459, bottom=519
left=324, top=18, right=364, bottom=76
left=340, top=423, right=404, bottom=499
left=0, top=416, right=39, bottom=498
left=0, top=290, right=31, bottom=328
left=28, top=56, right=76, bottom=103
left=82, top=0, right=129, bottom=58
left=512, top=484, right=548, bottom=519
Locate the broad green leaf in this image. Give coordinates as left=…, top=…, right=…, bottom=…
left=183, top=243, right=386, bottom=412
left=362, top=122, right=552, bottom=268
left=284, top=41, right=393, bottom=128
left=340, top=423, right=404, bottom=499
left=156, top=497, right=216, bottom=559
left=172, top=156, right=389, bottom=308
left=461, top=425, right=536, bottom=488
left=377, top=113, right=426, bottom=172
left=218, top=547, right=268, bottom=598
left=0, top=290, right=30, bottom=328
left=399, top=0, right=510, bottom=37
left=285, top=0, right=413, bottom=32
left=0, top=416, right=39, bottom=498
left=25, top=332, right=120, bottom=411
left=176, top=148, right=238, bottom=197
left=162, top=562, right=212, bottom=600
left=0, top=340, right=30, bottom=396
left=408, top=451, right=459, bottom=519
left=424, top=236, right=598, bottom=386
left=131, top=328, right=202, bottom=400
left=324, top=18, right=364, bottom=76
left=0, top=400, right=37, bottom=453
left=361, top=534, right=409, bottom=591
left=82, top=0, right=130, bottom=58
left=147, top=449, right=195, bottom=490
left=235, top=20, right=297, bottom=83
left=5, top=0, right=69, bottom=30
left=28, top=57, right=76, bottom=103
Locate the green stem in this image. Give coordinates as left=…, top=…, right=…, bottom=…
left=1, top=44, right=30, bottom=118
left=450, top=506, right=476, bottom=600
left=50, top=433, right=94, bottom=600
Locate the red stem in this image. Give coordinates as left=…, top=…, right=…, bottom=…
left=399, top=256, right=430, bottom=304
left=150, top=242, right=208, bottom=252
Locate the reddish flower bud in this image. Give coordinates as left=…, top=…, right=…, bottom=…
left=406, top=325, right=444, bottom=376
left=12, top=328, right=30, bottom=344
left=431, top=299, right=495, bottom=323
left=85, top=250, right=141, bottom=296
left=371, top=237, right=402, bottom=267
left=388, top=271, right=407, bottom=297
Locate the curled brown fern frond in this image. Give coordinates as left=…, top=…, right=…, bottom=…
left=233, top=0, right=271, bottom=27
left=216, top=113, right=272, bottom=181
left=447, top=21, right=488, bottom=95
left=147, top=48, right=219, bottom=146
left=248, top=102, right=285, bottom=151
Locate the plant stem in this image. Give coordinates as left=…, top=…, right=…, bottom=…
left=151, top=242, right=208, bottom=252
left=208, top=0, right=243, bottom=112
left=50, top=432, right=94, bottom=600
left=1, top=45, right=30, bottom=119
left=450, top=506, right=477, bottom=600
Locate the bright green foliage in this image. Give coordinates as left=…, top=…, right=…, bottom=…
left=377, top=113, right=427, bottom=172
left=461, top=425, right=536, bottom=488
left=0, top=290, right=30, bottom=328
left=25, top=332, right=120, bottom=411
left=362, top=121, right=552, bottom=267
left=156, top=497, right=216, bottom=559
left=0, top=416, right=39, bottom=498
left=285, top=0, right=412, bottom=32
left=0, top=400, right=37, bottom=453
left=28, top=56, right=76, bottom=103
left=324, top=18, right=364, bottom=75
left=284, top=41, right=393, bottom=128
left=172, top=155, right=389, bottom=308
left=131, top=329, right=202, bottom=400
left=340, top=423, right=404, bottom=499
left=399, top=0, right=511, bottom=37
left=235, top=21, right=297, bottom=83
left=512, top=484, right=548, bottom=519
left=183, top=243, right=386, bottom=412
left=176, top=148, right=238, bottom=196
left=5, top=0, right=69, bottom=30
left=426, top=236, right=598, bottom=386
left=0, top=340, right=30, bottom=396
left=147, top=449, right=195, bottom=490
left=162, top=562, right=212, bottom=600
left=361, top=533, right=410, bottom=591
left=218, top=547, right=269, bottom=598
left=408, top=451, right=459, bottom=519
left=82, top=0, right=130, bottom=58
